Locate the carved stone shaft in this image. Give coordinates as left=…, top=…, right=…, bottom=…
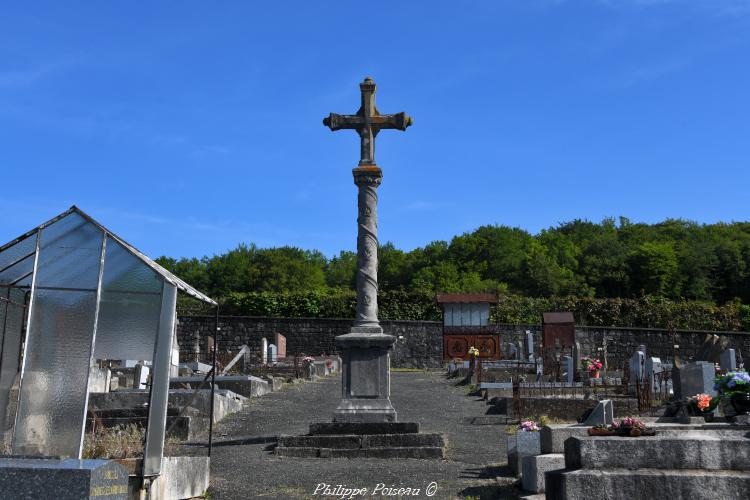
left=353, top=167, right=382, bottom=330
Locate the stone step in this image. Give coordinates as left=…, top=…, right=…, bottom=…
left=545, top=468, right=750, bottom=500
left=541, top=423, right=750, bottom=454
left=566, top=434, right=750, bottom=471
left=309, top=422, right=419, bottom=435
left=275, top=446, right=444, bottom=459
left=278, top=433, right=444, bottom=449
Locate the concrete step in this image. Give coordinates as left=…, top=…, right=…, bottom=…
left=275, top=446, right=444, bottom=459
left=546, top=468, right=750, bottom=500
left=566, top=434, right=750, bottom=471
left=309, top=422, right=419, bottom=435
left=278, top=433, right=444, bottom=449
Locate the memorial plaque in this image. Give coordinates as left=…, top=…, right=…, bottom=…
left=349, top=351, right=381, bottom=397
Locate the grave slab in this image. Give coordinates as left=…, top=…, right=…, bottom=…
left=521, top=453, right=565, bottom=493
left=0, top=458, right=128, bottom=500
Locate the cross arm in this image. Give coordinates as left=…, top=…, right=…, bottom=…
left=323, top=113, right=363, bottom=131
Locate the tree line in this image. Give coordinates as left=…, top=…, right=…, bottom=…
left=156, top=217, right=750, bottom=305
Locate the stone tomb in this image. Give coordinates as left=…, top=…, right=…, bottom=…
left=0, top=457, right=128, bottom=500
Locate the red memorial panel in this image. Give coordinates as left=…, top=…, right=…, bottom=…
left=444, top=335, right=500, bottom=360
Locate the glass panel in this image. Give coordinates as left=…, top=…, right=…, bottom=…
left=12, top=289, right=97, bottom=457
left=0, top=233, right=36, bottom=273
left=0, top=254, right=34, bottom=285
left=101, top=237, right=162, bottom=293
left=0, top=288, right=26, bottom=439
left=35, top=213, right=102, bottom=289
left=94, top=291, right=161, bottom=361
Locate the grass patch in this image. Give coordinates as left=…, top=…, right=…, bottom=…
left=82, top=424, right=176, bottom=459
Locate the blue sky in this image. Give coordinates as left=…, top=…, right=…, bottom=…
left=1, top=1, right=749, bottom=259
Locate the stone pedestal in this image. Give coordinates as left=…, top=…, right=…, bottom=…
left=333, top=332, right=397, bottom=422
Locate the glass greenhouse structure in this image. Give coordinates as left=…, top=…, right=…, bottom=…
left=0, top=206, right=216, bottom=476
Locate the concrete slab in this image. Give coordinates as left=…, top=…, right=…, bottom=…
left=521, top=453, right=564, bottom=493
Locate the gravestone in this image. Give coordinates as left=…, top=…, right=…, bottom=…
left=275, top=333, right=287, bottom=359
left=582, top=400, right=613, bottom=426
left=562, top=356, right=574, bottom=384
left=677, top=361, right=717, bottom=399
left=628, top=350, right=645, bottom=388
left=267, top=344, right=278, bottom=365
left=261, top=338, right=268, bottom=365
left=720, top=348, right=737, bottom=372
left=525, top=330, right=534, bottom=361
left=507, top=343, right=518, bottom=360
left=170, top=329, right=180, bottom=378
left=645, top=357, right=662, bottom=392
left=0, top=458, right=128, bottom=500
left=134, top=363, right=149, bottom=390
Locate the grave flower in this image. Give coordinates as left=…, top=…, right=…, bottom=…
left=688, top=393, right=715, bottom=412
left=468, top=346, right=480, bottom=358
left=518, top=420, right=540, bottom=432
left=302, top=356, right=315, bottom=364
left=580, top=356, right=603, bottom=373
left=714, top=371, right=750, bottom=396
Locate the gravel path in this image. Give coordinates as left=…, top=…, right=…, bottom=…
left=201, top=370, right=522, bottom=499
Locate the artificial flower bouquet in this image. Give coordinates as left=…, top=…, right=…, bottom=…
left=468, top=346, right=480, bottom=358
left=714, top=371, right=750, bottom=397
left=587, top=417, right=654, bottom=437
left=688, top=393, right=718, bottom=414
left=518, top=420, right=540, bottom=432
left=580, top=356, right=603, bottom=373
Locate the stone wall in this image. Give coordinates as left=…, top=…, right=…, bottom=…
left=177, top=316, right=750, bottom=370
left=176, top=316, right=443, bottom=369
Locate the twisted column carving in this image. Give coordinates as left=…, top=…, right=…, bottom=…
left=353, top=167, right=382, bottom=329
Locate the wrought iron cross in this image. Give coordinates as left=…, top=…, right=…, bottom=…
left=323, top=77, right=413, bottom=166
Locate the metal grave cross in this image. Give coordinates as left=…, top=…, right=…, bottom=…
left=323, top=77, right=413, bottom=166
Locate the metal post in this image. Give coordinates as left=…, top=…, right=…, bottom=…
left=208, top=306, right=219, bottom=457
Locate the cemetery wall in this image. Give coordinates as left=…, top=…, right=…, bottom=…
left=177, top=316, right=750, bottom=369
left=176, top=316, right=443, bottom=368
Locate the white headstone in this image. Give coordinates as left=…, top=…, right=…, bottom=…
left=261, top=338, right=268, bottom=365
left=525, top=330, right=534, bottom=361
left=267, top=344, right=278, bottom=365
left=134, top=364, right=150, bottom=390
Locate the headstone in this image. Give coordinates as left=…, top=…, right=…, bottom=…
left=562, top=356, right=574, bottom=384
left=525, top=330, right=534, bottom=361
left=134, top=363, right=149, bottom=390
left=695, top=334, right=726, bottom=363
left=628, top=350, right=645, bottom=387
left=261, top=338, right=268, bottom=365
left=170, top=329, right=180, bottom=378
left=0, top=458, right=128, bottom=500
left=516, top=341, right=523, bottom=361
left=582, top=400, right=613, bottom=426
left=507, top=343, right=518, bottom=360
left=677, top=361, right=717, bottom=399
left=645, top=357, right=662, bottom=392
left=275, top=333, right=287, bottom=359
left=720, top=348, right=737, bottom=372
left=267, top=344, right=278, bottom=365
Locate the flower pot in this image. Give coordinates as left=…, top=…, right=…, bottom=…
left=587, top=428, right=615, bottom=436
left=730, top=392, right=750, bottom=416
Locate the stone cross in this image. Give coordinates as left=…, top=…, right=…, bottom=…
left=323, top=77, right=413, bottom=167
left=323, top=78, right=413, bottom=423
left=323, top=77, right=413, bottom=332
